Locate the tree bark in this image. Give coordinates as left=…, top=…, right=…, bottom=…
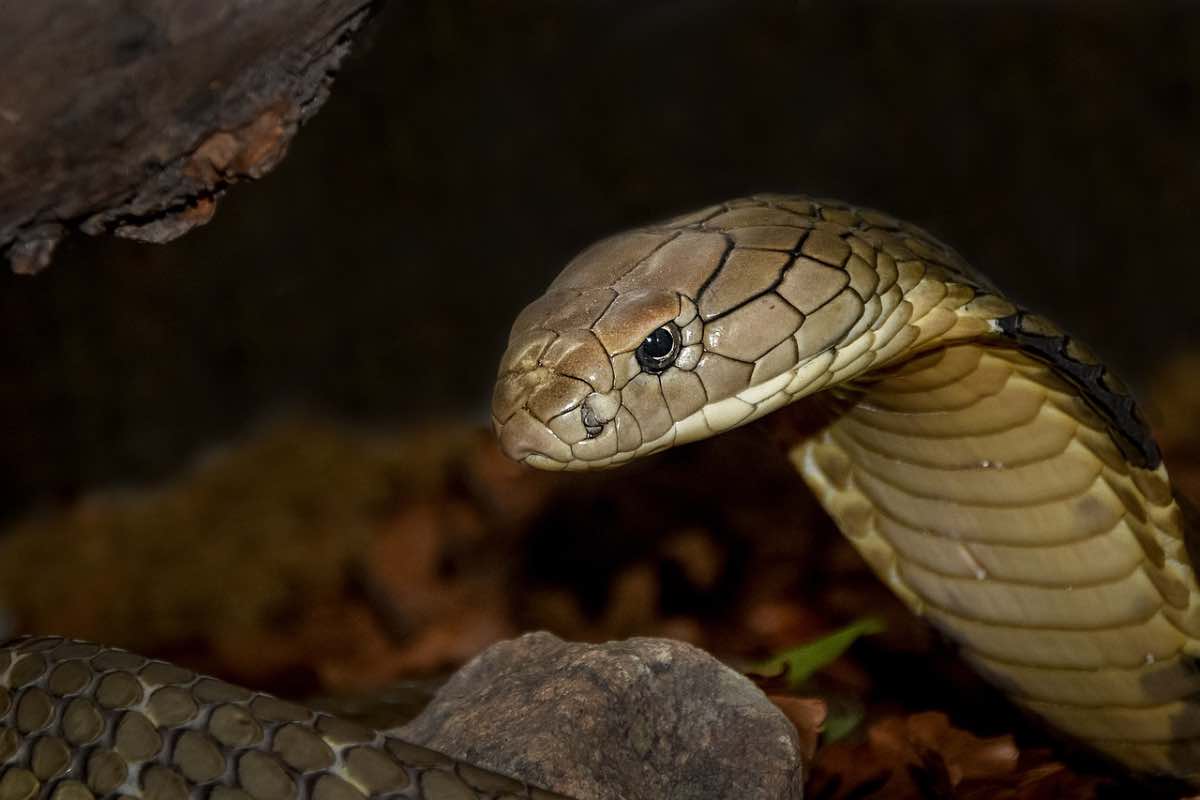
left=0, top=0, right=379, bottom=274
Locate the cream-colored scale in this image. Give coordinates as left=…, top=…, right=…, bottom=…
left=795, top=344, right=1200, bottom=774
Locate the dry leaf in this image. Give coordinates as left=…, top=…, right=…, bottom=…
left=769, top=695, right=827, bottom=762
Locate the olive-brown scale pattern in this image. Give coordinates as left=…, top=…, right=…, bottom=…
left=496, top=193, right=1159, bottom=475
left=495, top=193, right=1026, bottom=471
left=0, top=637, right=567, bottom=800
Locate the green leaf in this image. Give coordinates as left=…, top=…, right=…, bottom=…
left=821, top=707, right=864, bottom=744
left=753, top=617, right=885, bottom=690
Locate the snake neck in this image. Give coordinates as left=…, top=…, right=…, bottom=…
left=810, top=255, right=1161, bottom=472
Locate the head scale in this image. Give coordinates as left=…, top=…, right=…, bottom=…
left=491, top=195, right=947, bottom=470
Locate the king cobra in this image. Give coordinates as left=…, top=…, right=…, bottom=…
left=0, top=194, right=1194, bottom=800
left=491, top=194, right=1200, bottom=784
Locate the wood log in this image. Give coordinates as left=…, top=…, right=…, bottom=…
left=0, top=0, right=379, bottom=274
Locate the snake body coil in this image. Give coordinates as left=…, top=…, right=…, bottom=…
left=0, top=637, right=566, bottom=800
left=2, top=194, right=1196, bottom=799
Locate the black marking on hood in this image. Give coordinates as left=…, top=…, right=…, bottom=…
left=996, top=312, right=1161, bottom=470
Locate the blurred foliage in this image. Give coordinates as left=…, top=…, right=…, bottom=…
left=0, top=418, right=479, bottom=661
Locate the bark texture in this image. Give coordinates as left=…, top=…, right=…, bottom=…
left=0, top=0, right=378, bottom=273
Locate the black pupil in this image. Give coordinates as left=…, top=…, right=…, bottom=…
left=641, top=327, right=674, bottom=359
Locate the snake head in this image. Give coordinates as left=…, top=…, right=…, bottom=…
left=493, top=196, right=914, bottom=470
left=492, top=280, right=697, bottom=470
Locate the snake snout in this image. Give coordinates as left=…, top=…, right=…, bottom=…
left=496, top=407, right=572, bottom=462
left=492, top=320, right=622, bottom=465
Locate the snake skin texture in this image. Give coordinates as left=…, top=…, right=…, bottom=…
left=493, top=194, right=1200, bottom=782
left=0, top=637, right=567, bottom=800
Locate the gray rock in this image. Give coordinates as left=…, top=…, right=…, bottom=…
left=395, top=632, right=804, bottom=800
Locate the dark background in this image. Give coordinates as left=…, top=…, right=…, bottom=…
left=3, top=0, right=1198, bottom=521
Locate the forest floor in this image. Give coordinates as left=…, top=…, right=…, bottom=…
left=3, top=353, right=1199, bottom=799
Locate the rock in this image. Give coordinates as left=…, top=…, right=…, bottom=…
left=396, top=632, right=804, bottom=800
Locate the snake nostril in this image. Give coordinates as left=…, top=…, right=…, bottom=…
left=580, top=405, right=603, bottom=438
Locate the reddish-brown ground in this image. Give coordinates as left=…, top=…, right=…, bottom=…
left=2, top=354, right=1198, bottom=799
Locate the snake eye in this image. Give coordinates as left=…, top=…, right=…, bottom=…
left=635, top=322, right=681, bottom=374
